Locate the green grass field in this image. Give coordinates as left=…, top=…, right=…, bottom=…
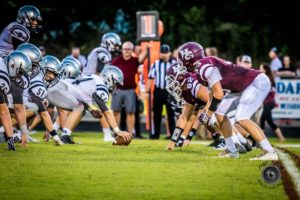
left=0, top=132, right=297, bottom=200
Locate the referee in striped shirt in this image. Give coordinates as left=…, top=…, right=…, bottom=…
left=146, top=44, right=176, bottom=139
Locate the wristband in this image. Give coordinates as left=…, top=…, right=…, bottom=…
left=171, top=127, right=184, bottom=142
left=113, top=127, right=120, bottom=134
left=186, top=128, right=197, bottom=140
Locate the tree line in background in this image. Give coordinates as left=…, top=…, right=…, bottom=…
left=1, top=0, right=299, bottom=67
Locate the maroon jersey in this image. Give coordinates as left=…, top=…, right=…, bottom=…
left=182, top=73, right=206, bottom=109
left=195, top=56, right=261, bottom=93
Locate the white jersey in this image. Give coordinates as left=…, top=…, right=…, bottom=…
left=0, top=22, right=30, bottom=58
left=23, top=73, right=47, bottom=101
left=62, top=74, right=109, bottom=104
left=0, top=57, right=11, bottom=94
left=82, top=47, right=111, bottom=75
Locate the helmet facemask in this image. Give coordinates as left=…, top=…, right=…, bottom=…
left=177, top=59, right=188, bottom=74
left=166, top=72, right=186, bottom=103
left=101, top=66, right=124, bottom=95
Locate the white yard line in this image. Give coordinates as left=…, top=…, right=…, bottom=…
left=277, top=144, right=300, bottom=148
left=191, top=141, right=211, bottom=145
left=276, top=148, right=300, bottom=196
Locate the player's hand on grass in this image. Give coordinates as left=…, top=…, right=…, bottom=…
left=21, top=134, right=28, bottom=147
left=43, top=131, right=50, bottom=142
left=166, top=141, right=176, bottom=150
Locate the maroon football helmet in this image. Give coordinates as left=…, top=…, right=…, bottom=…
left=165, top=63, right=187, bottom=103
left=177, top=42, right=205, bottom=73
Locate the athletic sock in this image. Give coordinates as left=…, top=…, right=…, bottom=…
left=103, top=128, right=112, bottom=137
left=62, top=128, right=72, bottom=136
left=259, top=138, right=275, bottom=153
left=232, top=134, right=241, bottom=145
left=224, top=137, right=237, bottom=153
left=236, top=132, right=247, bottom=144
left=186, top=128, right=197, bottom=140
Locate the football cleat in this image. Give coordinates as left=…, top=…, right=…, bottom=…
left=0, top=132, right=6, bottom=143
left=249, top=151, right=278, bottom=161
left=212, top=141, right=226, bottom=150
left=217, top=149, right=239, bottom=158
left=104, top=132, right=115, bottom=142
left=7, top=137, right=16, bottom=151
left=61, top=135, right=75, bottom=144
left=242, top=142, right=252, bottom=152
left=208, top=138, right=224, bottom=147
left=235, top=143, right=247, bottom=154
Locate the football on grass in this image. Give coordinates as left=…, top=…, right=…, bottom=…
left=112, top=136, right=132, bottom=146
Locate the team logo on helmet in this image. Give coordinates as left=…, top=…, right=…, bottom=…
left=180, top=48, right=194, bottom=61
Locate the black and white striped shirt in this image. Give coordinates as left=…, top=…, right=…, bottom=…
left=148, top=58, right=176, bottom=89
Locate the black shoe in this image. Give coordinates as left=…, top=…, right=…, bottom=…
left=7, top=137, right=16, bottom=151
left=235, top=143, right=247, bottom=154
left=243, top=142, right=252, bottom=152
left=61, top=135, right=75, bottom=144
left=134, top=135, right=145, bottom=139
left=164, top=136, right=171, bottom=140
left=247, top=135, right=256, bottom=148
left=208, top=138, right=224, bottom=147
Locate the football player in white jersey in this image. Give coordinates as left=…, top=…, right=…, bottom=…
left=47, top=65, right=132, bottom=144
left=0, top=51, right=32, bottom=150
left=15, top=43, right=43, bottom=142
left=0, top=5, right=42, bottom=58
left=82, top=32, right=121, bottom=75
left=82, top=32, right=122, bottom=141
left=18, top=51, right=64, bottom=145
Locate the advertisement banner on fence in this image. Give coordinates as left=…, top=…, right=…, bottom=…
left=272, top=78, right=300, bottom=119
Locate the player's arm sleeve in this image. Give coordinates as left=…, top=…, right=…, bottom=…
left=92, top=92, right=109, bottom=112
left=29, top=91, right=47, bottom=113
left=14, top=74, right=30, bottom=89
left=10, top=25, right=30, bottom=49
left=202, top=66, right=222, bottom=88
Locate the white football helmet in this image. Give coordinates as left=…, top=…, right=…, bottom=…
left=40, top=55, right=62, bottom=87
left=60, top=57, right=81, bottom=79
left=16, top=43, right=42, bottom=76
left=100, top=32, right=122, bottom=53
left=100, top=65, right=123, bottom=95
left=6, top=51, right=32, bottom=79
left=16, top=5, right=42, bottom=33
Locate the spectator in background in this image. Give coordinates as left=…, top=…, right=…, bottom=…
left=39, top=46, right=46, bottom=56
left=146, top=44, right=176, bottom=139
left=240, top=55, right=252, bottom=69
left=70, top=47, right=87, bottom=71
left=259, top=63, right=286, bottom=143
left=276, top=55, right=296, bottom=77
left=236, top=55, right=242, bottom=65
left=205, top=47, right=218, bottom=56
left=296, top=62, right=300, bottom=77
left=111, top=41, right=145, bottom=136
left=269, top=47, right=283, bottom=73
left=172, top=48, right=178, bottom=59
